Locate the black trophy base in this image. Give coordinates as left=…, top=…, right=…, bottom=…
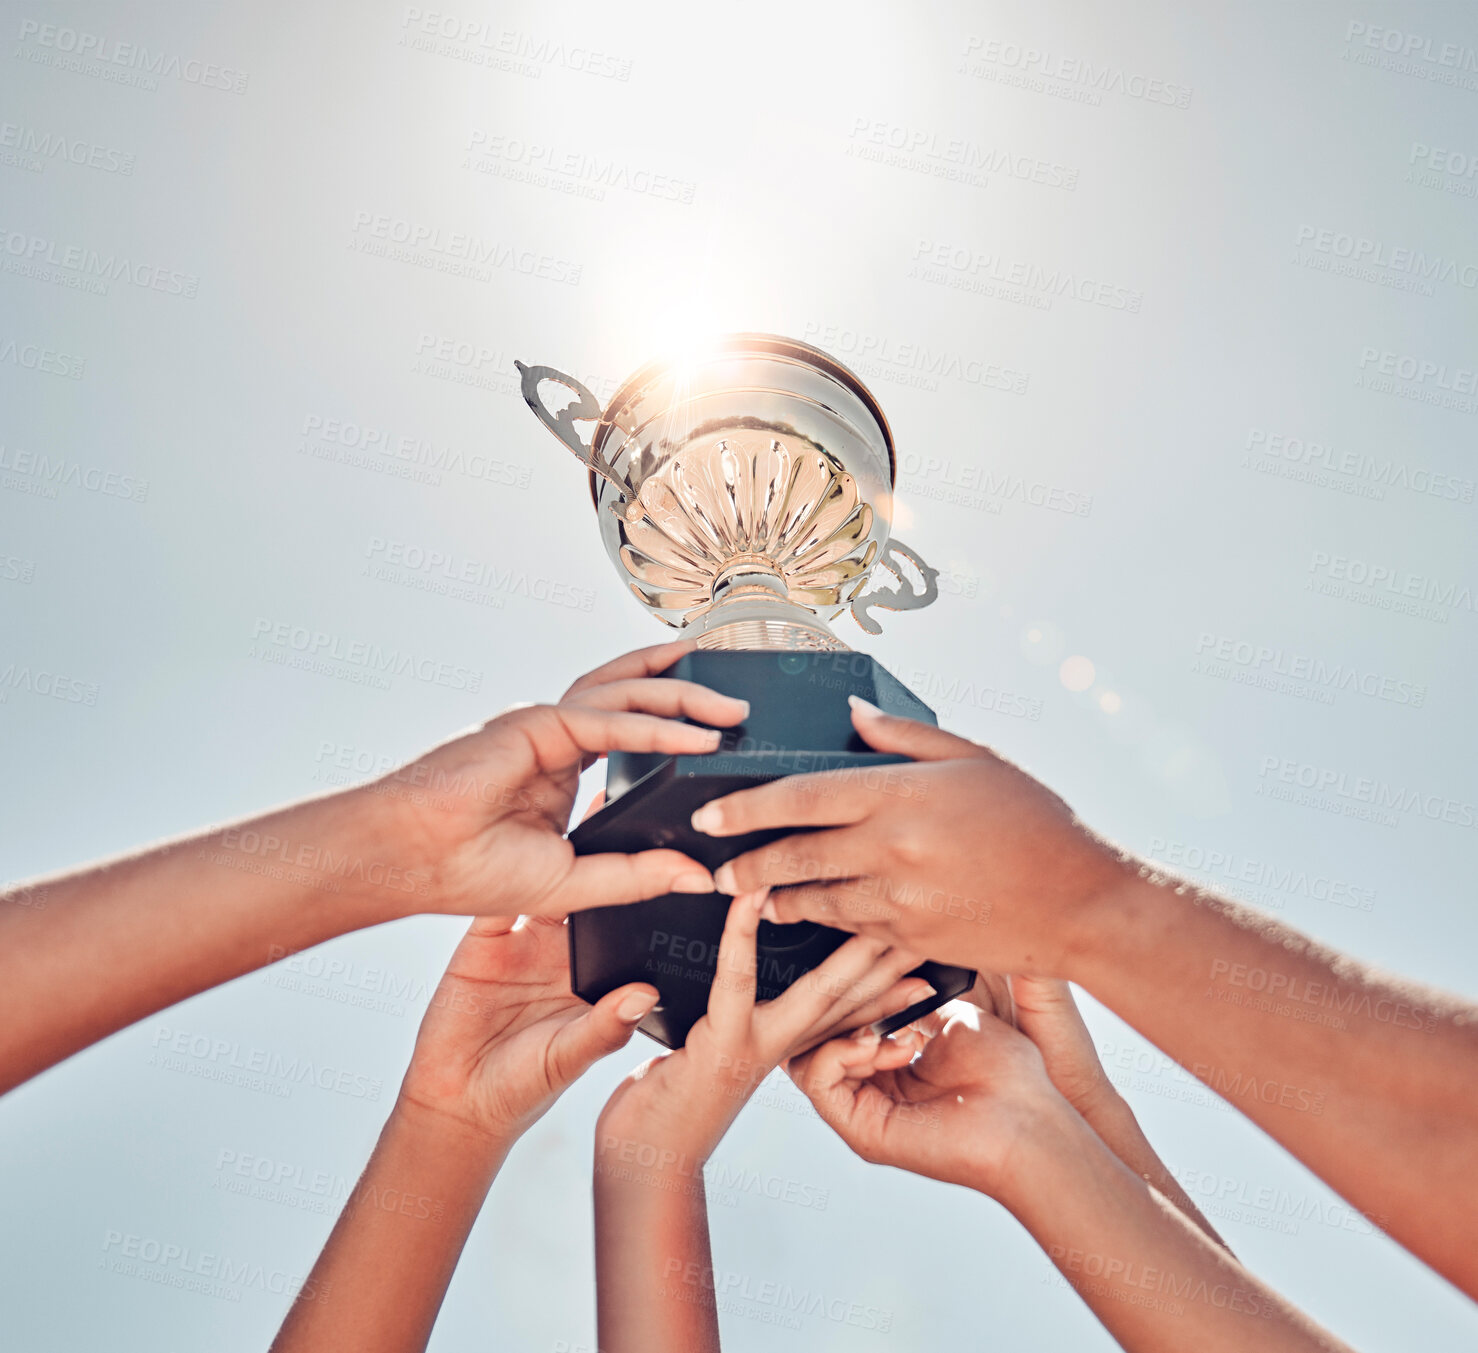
left=568, top=650, right=976, bottom=1048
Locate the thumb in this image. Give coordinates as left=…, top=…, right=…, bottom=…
left=848, top=697, right=990, bottom=763
left=1008, top=975, right=1114, bottom=1108
left=543, top=848, right=715, bottom=915
left=543, top=983, right=659, bottom=1091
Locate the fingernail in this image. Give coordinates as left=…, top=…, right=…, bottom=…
left=907, top=981, right=937, bottom=1003
left=759, top=895, right=780, bottom=922
left=725, top=697, right=751, bottom=718
left=848, top=694, right=884, bottom=718
left=713, top=862, right=737, bottom=894
left=672, top=870, right=715, bottom=894
left=691, top=803, right=722, bottom=834
left=698, top=728, right=723, bottom=748
left=618, top=991, right=659, bottom=1023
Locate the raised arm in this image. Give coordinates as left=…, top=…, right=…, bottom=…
left=0, top=641, right=741, bottom=1094
left=699, top=698, right=1478, bottom=1298
left=272, top=914, right=658, bottom=1353
left=594, top=890, right=932, bottom=1353
left=792, top=1004, right=1356, bottom=1353
left=978, top=973, right=1227, bottom=1250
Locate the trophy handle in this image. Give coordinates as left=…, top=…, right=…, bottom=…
left=850, top=537, right=939, bottom=635
left=514, top=361, right=631, bottom=497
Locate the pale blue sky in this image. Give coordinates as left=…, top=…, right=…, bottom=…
left=2, top=2, right=1476, bottom=1349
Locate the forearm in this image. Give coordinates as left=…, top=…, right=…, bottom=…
left=0, top=786, right=420, bottom=1092
left=273, top=1097, right=508, bottom=1353
left=997, top=1106, right=1352, bottom=1353
left=1080, top=1093, right=1228, bottom=1250
left=594, top=1138, right=721, bottom=1353
left=1068, top=869, right=1478, bottom=1295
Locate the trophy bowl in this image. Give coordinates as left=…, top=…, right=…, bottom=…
left=517, top=333, right=937, bottom=648
left=516, top=333, right=975, bottom=1047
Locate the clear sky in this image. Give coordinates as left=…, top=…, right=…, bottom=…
left=2, top=2, right=1476, bottom=1350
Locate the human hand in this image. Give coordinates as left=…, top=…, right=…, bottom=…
left=788, top=998, right=1073, bottom=1203
left=365, top=640, right=746, bottom=920
left=397, top=913, right=658, bottom=1146
left=596, top=890, right=933, bottom=1172
left=694, top=698, right=1134, bottom=979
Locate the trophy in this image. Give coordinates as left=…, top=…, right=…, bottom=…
left=517, top=333, right=976, bottom=1047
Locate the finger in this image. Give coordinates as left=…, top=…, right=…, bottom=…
left=789, top=943, right=924, bottom=1044
left=827, top=1027, right=920, bottom=1081
left=539, top=848, right=714, bottom=915
left=790, top=976, right=935, bottom=1055
left=561, top=640, right=698, bottom=700
left=706, top=890, right=764, bottom=1031
left=464, top=914, right=519, bottom=938
left=543, top=982, right=660, bottom=1092
left=847, top=696, right=991, bottom=763
left=792, top=1032, right=863, bottom=1106
left=564, top=677, right=749, bottom=729
left=755, top=935, right=901, bottom=1047
left=829, top=976, right=936, bottom=1038
left=690, top=772, right=874, bottom=838
left=713, top=826, right=868, bottom=896
left=758, top=881, right=889, bottom=937
left=552, top=705, right=728, bottom=761
left=1009, top=976, right=1113, bottom=1102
